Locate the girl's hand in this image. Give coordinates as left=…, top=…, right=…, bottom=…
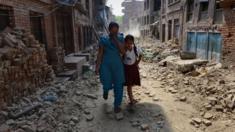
left=135, top=61, right=140, bottom=66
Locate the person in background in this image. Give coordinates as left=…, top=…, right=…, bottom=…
left=96, top=22, right=126, bottom=115
left=123, top=35, right=142, bottom=105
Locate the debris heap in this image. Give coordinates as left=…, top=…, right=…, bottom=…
left=0, top=28, right=55, bottom=108
left=48, top=46, right=65, bottom=74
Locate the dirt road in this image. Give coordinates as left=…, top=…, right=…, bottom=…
left=74, top=64, right=200, bottom=132
left=1, top=62, right=235, bottom=132
left=75, top=62, right=235, bottom=132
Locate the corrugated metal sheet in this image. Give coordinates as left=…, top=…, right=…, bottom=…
left=187, top=32, right=197, bottom=53
left=196, top=32, right=208, bottom=60
left=208, top=33, right=222, bottom=62
left=186, top=32, right=222, bottom=62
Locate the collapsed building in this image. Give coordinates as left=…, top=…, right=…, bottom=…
left=138, top=0, right=161, bottom=38
left=158, top=0, right=235, bottom=65
left=0, top=0, right=112, bottom=108
left=182, top=0, right=235, bottom=64
left=130, top=0, right=234, bottom=65
left=160, top=0, right=181, bottom=44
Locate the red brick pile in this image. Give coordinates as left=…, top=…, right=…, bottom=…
left=0, top=28, right=54, bottom=108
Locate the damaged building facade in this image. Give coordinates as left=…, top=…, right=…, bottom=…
left=122, top=0, right=144, bottom=34
left=0, top=0, right=111, bottom=108
left=217, top=0, right=235, bottom=65
left=160, top=0, right=181, bottom=43
left=157, top=0, right=235, bottom=65
left=94, top=0, right=115, bottom=35
left=138, top=0, right=161, bottom=38
left=182, top=0, right=224, bottom=63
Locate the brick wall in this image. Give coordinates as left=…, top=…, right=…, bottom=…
left=0, top=28, right=55, bottom=109
left=219, top=8, right=235, bottom=66
left=0, top=0, right=57, bottom=108
left=0, top=0, right=56, bottom=50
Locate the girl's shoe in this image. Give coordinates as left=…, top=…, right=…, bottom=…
left=129, top=99, right=138, bottom=105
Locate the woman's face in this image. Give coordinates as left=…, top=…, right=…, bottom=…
left=109, top=27, right=119, bottom=35
left=125, top=40, right=133, bottom=50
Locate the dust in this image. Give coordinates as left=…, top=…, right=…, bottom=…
left=124, top=19, right=141, bottom=38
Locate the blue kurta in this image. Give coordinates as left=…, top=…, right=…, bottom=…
left=99, top=34, right=125, bottom=108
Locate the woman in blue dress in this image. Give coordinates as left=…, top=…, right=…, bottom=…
left=96, top=22, right=126, bottom=113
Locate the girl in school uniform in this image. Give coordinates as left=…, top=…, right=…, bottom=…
left=123, top=35, right=142, bottom=105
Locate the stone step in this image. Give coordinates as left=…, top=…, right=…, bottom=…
left=57, top=70, right=78, bottom=81
left=74, top=53, right=90, bottom=61
left=55, top=77, right=71, bottom=83
left=64, top=56, right=87, bottom=75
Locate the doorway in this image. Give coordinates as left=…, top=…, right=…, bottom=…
left=56, top=8, right=74, bottom=55
left=30, top=11, right=47, bottom=47
left=0, top=5, right=14, bottom=31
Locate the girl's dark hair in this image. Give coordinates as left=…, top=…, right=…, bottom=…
left=108, top=22, right=119, bottom=30
left=125, top=34, right=134, bottom=42
left=125, top=35, right=138, bottom=57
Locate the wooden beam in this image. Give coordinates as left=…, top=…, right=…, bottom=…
left=220, top=0, right=235, bottom=8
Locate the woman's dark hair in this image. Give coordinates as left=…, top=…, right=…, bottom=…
left=108, top=22, right=119, bottom=31
left=125, top=34, right=134, bottom=42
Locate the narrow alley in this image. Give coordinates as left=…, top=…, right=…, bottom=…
left=1, top=0, right=235, bottom=132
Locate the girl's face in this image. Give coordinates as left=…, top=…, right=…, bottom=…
left=125, top=39, right=134, bottom=50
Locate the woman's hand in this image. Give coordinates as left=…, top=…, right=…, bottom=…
left=95, top=65, right=100, bottom=75
left=111, top=35, right=126, bottom=55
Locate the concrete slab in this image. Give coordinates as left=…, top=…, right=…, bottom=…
left=55, top=77, right=71, bottom=83
left=165, top=56, right=208, bottom=73
left=64, top=56, right=86, bottom=64
left=174, top=59, right=208, bottom=66
left=64, top=56, right=87, bottom=75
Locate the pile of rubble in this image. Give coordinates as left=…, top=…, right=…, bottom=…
left=148, top=41, right=235, bottom=113
left=140, top=62, right=235, bottom=129
left=48, top=46, right=65, bottom=74
left=141, top=39, right=180, bottom=63
left=140, top=39, right=235, bottom=130
left=0, top=71, right=100, bottom=132
left=0, top=28, right=55, bottom=108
